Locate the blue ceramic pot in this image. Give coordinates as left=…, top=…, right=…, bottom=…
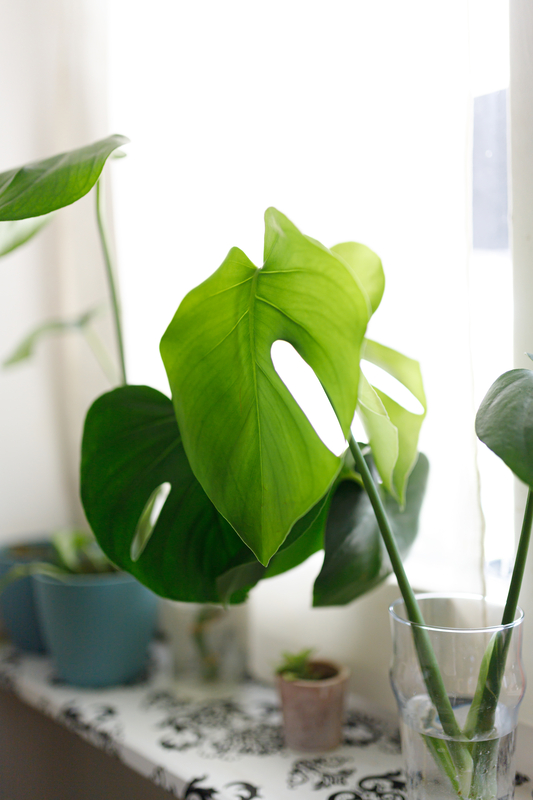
left=0, top=540, right=55, bottom=652
left=34, top=571, right=158, bottom=687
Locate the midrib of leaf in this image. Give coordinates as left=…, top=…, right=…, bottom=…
left=248, top=269, right=264, bottom=530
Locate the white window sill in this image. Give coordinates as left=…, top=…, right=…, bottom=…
left=0, top=641, right=532, bottom=799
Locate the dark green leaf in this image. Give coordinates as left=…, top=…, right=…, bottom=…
left=0, top=214, right=54, bottom=257
left=476, top=369, right=533, bottom=487
left=0, top=134, right=128, bottom=220
left=313, top=452, right=429, bottom=606
left=81, top=385, right=257, bottom=603
left=160, top=208, right=370, bottom=564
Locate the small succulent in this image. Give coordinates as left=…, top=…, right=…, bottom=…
left=276, top=649, right=337, bottom=681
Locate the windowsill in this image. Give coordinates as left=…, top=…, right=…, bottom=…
left=0, top=641, right=532, bottom=798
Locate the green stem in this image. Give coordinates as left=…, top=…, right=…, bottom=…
left=348, top=437, right=464, bottom=741
left=95, top=179, right=127, bottom=386
left=502, top=487, right=533, bottom=625
left=464, top=487, right=533, bottom=740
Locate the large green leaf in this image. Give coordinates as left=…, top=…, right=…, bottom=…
left=81, top=385, right=257, bottom=603
left=360, top=339, right=427, bottom=504
left=0, top=134, right=128, bottom=220
left=476, top=369, right=533, bottom=487
left=313, top=451, right=429, bottom=606
left=160, top=208, right=371, bottom=564
left=0, top=215, right=54, bottom=257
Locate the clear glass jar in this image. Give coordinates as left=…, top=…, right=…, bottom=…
left=389, top=593, right=525, bottom=800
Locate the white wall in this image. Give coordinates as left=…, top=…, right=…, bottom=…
left=510, top=0, right=533, bottom=726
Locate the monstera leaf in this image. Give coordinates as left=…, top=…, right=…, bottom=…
left=358, top=340, right=426, bottom=505
left=313, top=450, right=429, bottom=606
left=81, top=385, right=332, bottom=603
left=476, top=369, right=533, bottom=487
left=160, top=208, right=372, bottom=564
left=0, top=134, right=128, bottom=220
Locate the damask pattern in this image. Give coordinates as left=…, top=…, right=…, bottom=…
left=287, top=756, right=356, bottom=790
left=55, top=701, right=123, bottom=756
left=326, top=770, right=407, bottom=800
left=0, top=644, right=531, bottom=800
left=144, top=689, right=397, bottom=761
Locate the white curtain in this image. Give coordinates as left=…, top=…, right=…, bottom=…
left=106, top=0, right=515, bottom=706
left=108, top=0, right=494, bottom=589
left=510, top=0, right=533, bottom=726
left=0, top=0, right=113, bottom=542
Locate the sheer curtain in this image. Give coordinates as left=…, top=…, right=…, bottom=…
left=108, top=3, right=492, bottom=582
left=106, top=1, right=512, bottom=706
left=510, top=0, right=533, bottom=726
left=0, top=0, right=114, bottom=542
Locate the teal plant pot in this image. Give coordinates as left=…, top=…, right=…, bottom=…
left=34, top=572, right=158, bottom=687
left=0, top=540, right=55, bottom=652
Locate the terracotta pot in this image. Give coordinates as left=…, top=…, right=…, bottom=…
left=276, top=659, right=350, bottom=752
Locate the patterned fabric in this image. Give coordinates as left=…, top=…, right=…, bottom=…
left=0, top=644, right=530, bottom=800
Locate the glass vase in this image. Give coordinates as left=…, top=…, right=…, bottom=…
left=389, top=593, right=525, bottom=800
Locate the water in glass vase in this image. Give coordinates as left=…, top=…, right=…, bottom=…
left=401, top=695, right=517, bottom=800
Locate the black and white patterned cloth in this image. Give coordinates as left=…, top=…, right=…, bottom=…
left=0, top=643, right=531, bottom=800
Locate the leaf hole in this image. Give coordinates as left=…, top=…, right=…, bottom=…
left=361, top=360, right=424, bottom=414
left=270, top=340, right=346, bottom=456
left=130, top=482, right=171, bottom=562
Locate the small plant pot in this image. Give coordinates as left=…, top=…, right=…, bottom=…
left=276, top=660, right=350, bottom=752
left=33, top=571, right=158, bottom=687
left=0, top=540, right=56, bottom=652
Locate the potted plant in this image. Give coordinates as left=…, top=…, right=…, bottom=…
left=275, top=648, right=350, bottom=752
left=78, top=208, right=428, bottom=743
left=78, top=206, right=533, bottom=795
left=0, top=539, right=56, bottom=652
left=0, top=137, right=160, bottom=688
left=0, top=529, right=158, bottom=687
left=79, top=208, right=427, bottom=610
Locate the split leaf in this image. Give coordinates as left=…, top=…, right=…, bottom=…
left=160, top=208, right=371, bottom=564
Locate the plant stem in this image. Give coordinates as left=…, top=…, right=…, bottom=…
left=464, top=487, right=533, bottom=740
left=502, top=487, right=533, bottom=625
left=95, top=179, right=127, bottom=386
left=348, top=437, right=464, bottom=740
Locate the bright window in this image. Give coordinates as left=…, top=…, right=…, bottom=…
left=107, top=0, right=513, bottom=600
